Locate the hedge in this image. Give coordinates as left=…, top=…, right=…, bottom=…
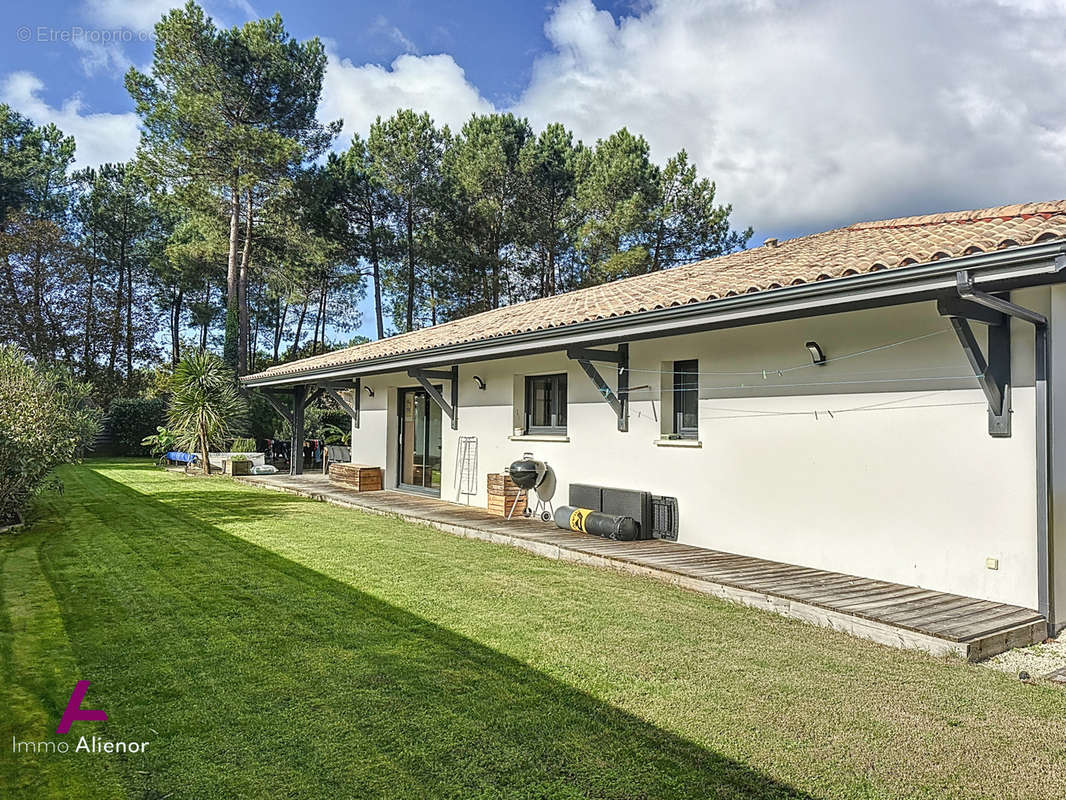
left=107, top=397, right=168, bottom=456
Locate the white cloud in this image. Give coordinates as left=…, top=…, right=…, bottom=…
left=320, top=51, right=495, bottom=142
left=72, top=38, right=132, bottom=77
left=81, top=1, right=258, bottom=37
left=1, top=72, right=140, bottom=168
left=84, top=0, right=182, bottom=33
left=369, top=15, right=419, bottom=55
left=510, top=0, right=1066, bottom=232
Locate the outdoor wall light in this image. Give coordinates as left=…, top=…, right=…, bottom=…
left=472, top=375, right=486, bottom=390
left=805, top=341, right=827, bottom=365
left=364, top=385, right=375, bottom=397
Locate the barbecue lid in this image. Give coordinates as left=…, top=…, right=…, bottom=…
left=508, top=457, right=546, bottom=488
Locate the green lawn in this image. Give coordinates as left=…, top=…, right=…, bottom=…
left=1, top=461, right=1064, bottom=799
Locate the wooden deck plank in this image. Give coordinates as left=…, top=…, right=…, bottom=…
left=237, top=474, right=1047, bottom=659
left=759, top=576, right=877, bottom=600
left=831, top=587, right=938, bottom=612
left=878, top=597, right=998, bottom=627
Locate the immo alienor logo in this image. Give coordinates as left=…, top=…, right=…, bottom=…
left=11, top=681, right=150, bottom=755
left=57, top=681, right=108, bottom=734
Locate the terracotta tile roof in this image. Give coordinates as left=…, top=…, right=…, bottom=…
left=246, top=200, right=1066, bottom=381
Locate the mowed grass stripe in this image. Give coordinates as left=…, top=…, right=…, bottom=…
left=0, top=537, right=126, bottom=799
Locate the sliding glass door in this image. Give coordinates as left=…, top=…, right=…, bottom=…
left=398, top=387, right=442, bottom=494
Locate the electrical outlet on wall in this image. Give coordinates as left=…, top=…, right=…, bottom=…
left=985, top=557, right=1000, bottom=570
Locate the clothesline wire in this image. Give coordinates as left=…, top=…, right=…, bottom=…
left=621, top=374, right=977, bottom=393
left=625, top=390, right=987, bottom=424
left=620, top=329, right=950, bottom=378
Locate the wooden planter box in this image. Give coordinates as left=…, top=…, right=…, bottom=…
left=329, top=463, right=383, bottom=492
left=487, top=473, right=526, bottom=517
left=225, top=459, right=252, bottom=476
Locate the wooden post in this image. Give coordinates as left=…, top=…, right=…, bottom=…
left=291, top=384, right=306, bottom=476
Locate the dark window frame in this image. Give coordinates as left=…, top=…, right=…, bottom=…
left=672, top=359, right=699, bottom=439
left=524, top=373, right=568, bottom=435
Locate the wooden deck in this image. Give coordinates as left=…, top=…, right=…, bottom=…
left=238, top=473, right=1047, bottom=661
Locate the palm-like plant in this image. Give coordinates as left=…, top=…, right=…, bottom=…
left=167, top=351, right=247, bottom=474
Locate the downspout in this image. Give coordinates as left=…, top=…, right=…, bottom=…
left=957, top=271, right=1053, bottom=634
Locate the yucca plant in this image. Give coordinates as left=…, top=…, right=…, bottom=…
left=167, top=351, right=247, bottom=474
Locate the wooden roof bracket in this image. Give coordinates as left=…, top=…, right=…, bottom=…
left=566, top=344, right=629, bottom=432
left=258, top=390, right=295, bottom=427
left=948, top=269, right=1053, bottom=630
left=407, top=366, right=458, bottom=429
left=316, top=378, right=361, bottom=428
left=937, top=289, right=1012, bottom=438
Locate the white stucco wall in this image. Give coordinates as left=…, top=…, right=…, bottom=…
left=350, top=293, right=1055, bottom=611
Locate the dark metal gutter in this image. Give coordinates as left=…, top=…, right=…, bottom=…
left=242, top=241, right=1066, bottom=387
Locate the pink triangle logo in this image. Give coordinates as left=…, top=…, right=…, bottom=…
left=56, top=681, right=108, bottom=734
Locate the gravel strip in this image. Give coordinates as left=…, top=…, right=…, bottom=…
left=983, top=635, right=1066, bottom=681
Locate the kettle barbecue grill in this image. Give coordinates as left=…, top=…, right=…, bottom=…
left=506, top=454, right=555, bottom=521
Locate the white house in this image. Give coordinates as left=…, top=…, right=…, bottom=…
left=243, top=201, right=1066, bottom=641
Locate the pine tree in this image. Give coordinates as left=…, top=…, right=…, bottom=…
left=368, top=110, right=446, bottom=333
left=126, top=1, right=338, bottom=373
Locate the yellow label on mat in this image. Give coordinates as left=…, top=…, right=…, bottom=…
left=568, top=508, right=594, bottom=533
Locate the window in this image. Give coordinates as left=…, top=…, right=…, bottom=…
left=525, top=373, right=567, bottom=434
left=672, top=360, right=698, bottom=439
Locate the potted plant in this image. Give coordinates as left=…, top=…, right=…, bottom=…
left=225, top=454, right=252, bottom=476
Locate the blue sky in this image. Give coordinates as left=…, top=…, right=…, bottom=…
left=4, top=1, right=1066, bottom=340
left=2, top=1, right=589, bottom=115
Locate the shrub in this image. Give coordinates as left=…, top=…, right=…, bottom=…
left=0, top=346, right=101, bottom=526
left=231, top=437, right=257, bottom=452
left=141, top=427, right=178, bottom=457
left=107, top=397, right=168, bottom=455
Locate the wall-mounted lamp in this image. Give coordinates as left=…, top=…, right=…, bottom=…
left=364, top=385, right=375, bottom=397
left=472, top=375, right=486, bottom=390
left=805, top=341, right=826, bottom=365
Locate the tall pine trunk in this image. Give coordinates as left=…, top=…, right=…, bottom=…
left=273, top=301, right=288, bottom=364
left=237, top=188, right=252, bottom=374
left=170, top=287, right=183, bottom=365
left=83, top=229, right=97, bottom=375
left=224, top=172, right=241, bottom=369
left=291, top=296, right=309, bottom=356
left=368, top=213, right=384, bottom=339
left=107, top=245, right=123, bottom=382
left=200, top=281, right=210, bottom=351
left=312, top=284, right=328, bottom=355
left=405, top=200, right=415, bottom=331
left=124, top=207, right=133, bottom=391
